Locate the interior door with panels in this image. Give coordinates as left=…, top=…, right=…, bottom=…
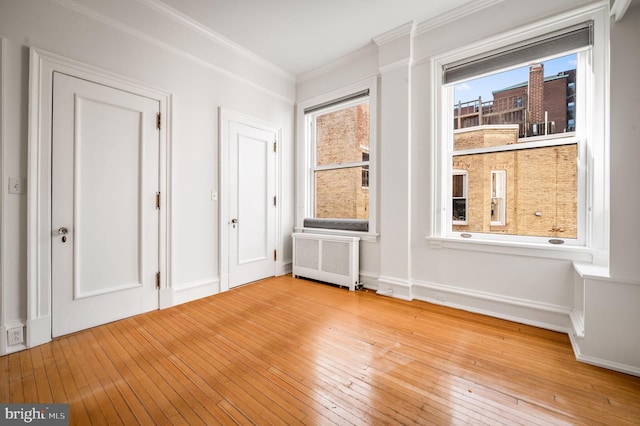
left=51, top=72, right=160, bottom=337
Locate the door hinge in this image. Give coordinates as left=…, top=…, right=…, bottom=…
left=156, top=113, right=161, bottom=130
left=156, top=192, right=161, bottom=209
left=273, top=196, right=277, bottom=206
left=273, top=141, right=277, bottom=153
left=156, top=272, right=161, bottom=289
left=274, top=250, right=277, bottom=261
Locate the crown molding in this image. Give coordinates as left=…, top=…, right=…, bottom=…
left=416, top=0, right=504, bottom=35
left=296, top=42, right=378, bottom=85
left=373, top=21, right=415, bottom=46
left=136, top=0, right=294, bottom=81
left=52, top=0, right=294, bottom=103
left=610, top=0, right=632, bottom=22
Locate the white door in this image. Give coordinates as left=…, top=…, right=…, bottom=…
left=228, top=120, right=277, bottom=288
left=51, top=72, right=160, bottom=337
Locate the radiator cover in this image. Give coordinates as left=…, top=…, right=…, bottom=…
left=292, top=233, right=360, bottom=291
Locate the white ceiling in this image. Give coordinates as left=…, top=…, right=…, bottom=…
left=158, top=0, right=475, bottom=76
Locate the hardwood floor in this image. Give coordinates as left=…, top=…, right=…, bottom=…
left=2, top=275, right=639, bottom=425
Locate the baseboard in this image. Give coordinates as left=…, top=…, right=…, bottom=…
left=359, top=270, right=378, bottom=288
left=171, top=278, right=220, bottom=306
left=411, top=279, right=571, bottom=333
left=377, top=275, right=412, bottom=300
left=277, top=260, right=292, bottom=276
left=569, top=333, right=640, bottom=377
left=27, top=316, right=51, bottom=349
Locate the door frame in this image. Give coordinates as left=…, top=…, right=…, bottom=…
left=218, top=108, right=282, bottom=291
left=27, top=48, right=172, bottom=348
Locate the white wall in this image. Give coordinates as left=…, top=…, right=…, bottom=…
left=0, top=0, right=295, bottom=353
left=296, top=0, right=640, bottom=375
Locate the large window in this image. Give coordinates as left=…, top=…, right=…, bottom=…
left=296, top=79, right=377, bottom=236
left=434, top=12, right=608, bottom=248
left=310, top=97, right=370, bottom=220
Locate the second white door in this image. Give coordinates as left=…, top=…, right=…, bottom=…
left=228, top=120, right=277, bottom=288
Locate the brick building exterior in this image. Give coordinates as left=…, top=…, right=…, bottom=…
left=454, top=63, right=576, bottom=137
left=315, top=103, right=369, bottom=219
left=452, top=126, right=577, bottom=238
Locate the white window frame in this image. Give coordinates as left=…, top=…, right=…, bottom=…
left=429, top=3, right=609, bottom=259
left=452, top=170, right=468, bottom=225
left=490, top=170, right=506, bottom=226
left=295, top=77, right=378, bottom=241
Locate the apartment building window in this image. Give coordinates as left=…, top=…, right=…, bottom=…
left=434, top=10, right=608, bottom=247
left=361, top=152, right=370, bottom=188
left=296, top=78, right=377, bottom=235
left=490, top=170, right=506, bottom=226
left=452, top=171, right=468, bottom=225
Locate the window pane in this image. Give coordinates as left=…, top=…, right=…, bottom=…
left=453, top=199, right=467, bottom=222
left=452, top=144, right=577, bottom=238
left=316, top=102, right=369, bottom=167
left=315, top=168, right=369, bottom=219
left=452, top=174, right=465, bottom=198
left=453, top=54, right=576, bottom=138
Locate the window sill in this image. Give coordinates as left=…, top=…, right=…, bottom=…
left=295, top=227, right=379, bottom=243
left=425, top=235, right=601, bottom=262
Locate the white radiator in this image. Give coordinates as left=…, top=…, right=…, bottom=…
left=292, top=233, right=360, bottom=291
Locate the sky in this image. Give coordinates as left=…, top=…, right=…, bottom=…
left=454, top=53, right=577, bottom=105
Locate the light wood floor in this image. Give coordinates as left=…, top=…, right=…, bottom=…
left=2, top=275, right=639, bottom=425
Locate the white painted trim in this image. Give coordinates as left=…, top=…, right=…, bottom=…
left=27, top=48, right=172, bottom=348
left=296, top=43, right=378, bottom=85
left=573, top=262, right=640, bottom=286
left=411, top=279, right=571, bottom=333
left=569, top=333, right=640, bottom=377
left=569, top=310, right=585, bottom=338
left=52, top=0, right=294, bottom=103
left=0, top=36, right=5, bottom=353
left=218, top=108, right=283, bottom=292
left=610, top=0, right=632, bottom=22
left=416, top=0, right=504, bottom=35
left=426, top=236, right=596, bottom=262
left=277, top=260, right=292, bottom=276
left=376, top=276, right=412, bottom=301
left=378, top=58, right=413, bottom=74
left=135, top=0, right=293, bottom=81
left=373, top=21, right=415, bottom=46
left=171, top=278, right=221, bottom=306
left=359, top=270, right=378, bottom=286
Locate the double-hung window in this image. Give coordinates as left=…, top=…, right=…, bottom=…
left=296, top=78, right=377, bottom=236
left=434, top=10, right=607, bottom=248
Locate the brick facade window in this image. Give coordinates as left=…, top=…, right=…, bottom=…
left=301, top=87, right=374, bottom=232
left=438, top=20, right=595, bottom=245
left=452, top=171, right=468, bottom=224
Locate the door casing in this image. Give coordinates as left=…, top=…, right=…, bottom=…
left=27, top=48, right=171, bottom=348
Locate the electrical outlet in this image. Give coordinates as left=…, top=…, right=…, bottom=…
left=7, top=327, right=24, bottom=346
left=8, top=178, right=25, bottom=194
